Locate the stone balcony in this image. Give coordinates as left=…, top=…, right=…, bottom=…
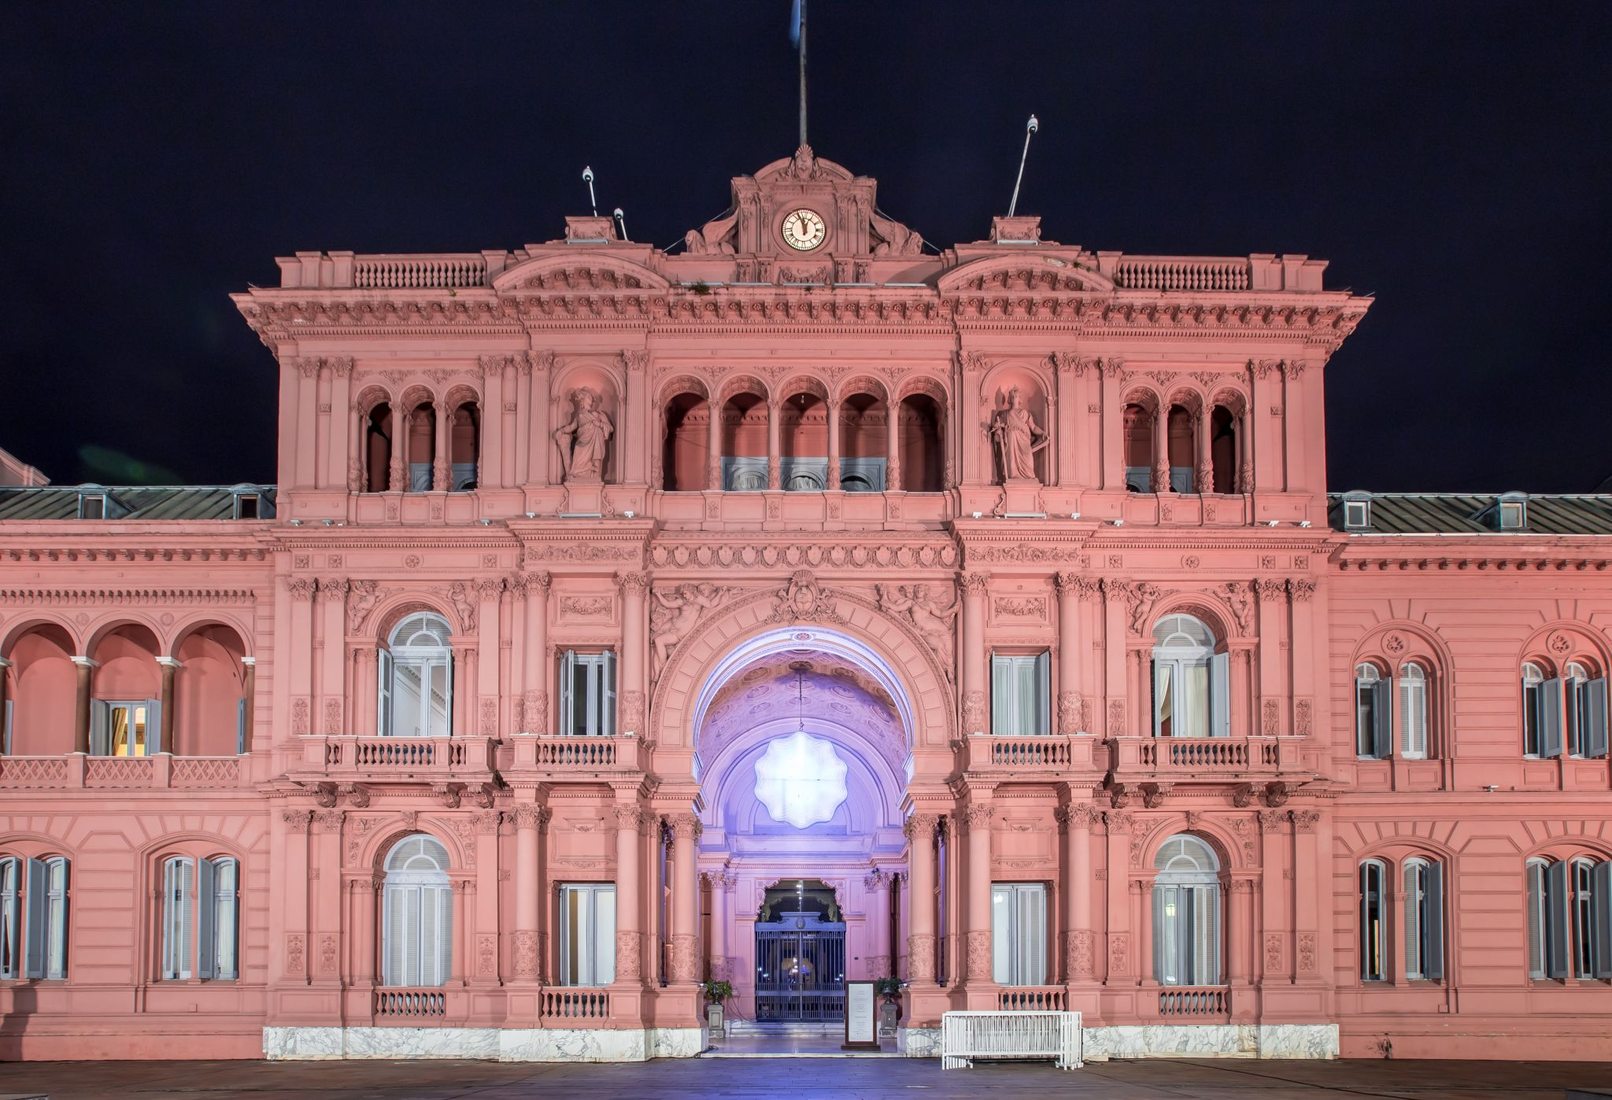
left=1107, top=735, right=1307, bottom=785
left=289, top=735, right=499, bottom=788
left=505, top=732, right=647, bottom=779
left=0, top=753, right=249, bottom=791
left=960, top=733, right=1103, bottom=777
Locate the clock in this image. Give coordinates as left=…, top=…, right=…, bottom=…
left=780, top=208, right=827, bottom=251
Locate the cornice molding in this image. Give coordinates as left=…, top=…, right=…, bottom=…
left=0, top=587, right=256, bottom=604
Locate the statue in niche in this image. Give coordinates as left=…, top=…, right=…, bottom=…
left=649, top=582, right=727, bottom=676
left=988, top=386, right=1049, bottom=483
left=553, top=388, right=613, bottom=483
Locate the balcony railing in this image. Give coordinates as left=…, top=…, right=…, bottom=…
left=352, top=255, right=487, bottom=289
left=1156, top=986, right=1230, bottom=1017
left=997, top=986, right=1068, bottom=1012
left=0, top=754, right=244, bottom=790
left=293, top=735, right=497, bottom=781
left=962, top=734, right=1098, bottom=776
left=540, top=989, right=611, bottom=1020
left=509, top=733, right=645, bottom=775
left=374, top=987, right=448, bottom=1018
left=1110, top=735, right=1297, bottom=778
left=1112, top=257, right=1251, bottom=292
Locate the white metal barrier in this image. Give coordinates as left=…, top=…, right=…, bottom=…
left=940, top=1010, right=1082, bottom=1070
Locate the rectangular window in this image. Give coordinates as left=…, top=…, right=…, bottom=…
left=558, top=883, right=616, bottom=987
left=1399, top=675, right=1427, bottom=758
left=1523, top=678, right=1543, bottom=756
left=1154, top=657, right=1217, bottom=739
left=990, top=883, right=1047, bottom=986
left=560, top=651, right=617, bottom=736
left=990, top=652, right=1050, bottom=736
left=77, top=494, right=106, bottom=520
left=1404, top=861, right=1444, bottom=981
left=44, top=858, right=67, bottom=981
left=90, top=700, right=160, bottom=756
left=1360, top=862, right=1386, bottom=981
left=1574, top=861, right=1596, bottom=979
left=1154, top=882, right=1220, bottom=986
left=233, top=493, right=260, bottom=520
left=198, top=858, right=239, bottom=981
left=1540, top=678, right=1564, bottom=758
left=1527, top=861, right=1547, bottom=979
left=162, top=857, right=195, bottom=980
left=1343, top=499, right=1370, bottom=529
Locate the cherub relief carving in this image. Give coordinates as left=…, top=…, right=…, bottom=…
left=553, top=388, right=613, bottom=484
left=649, top=582, right=727, bottom=677
left=988, top=386, right=1048, bottom=483
left=877, top=583, right=958, bottom=677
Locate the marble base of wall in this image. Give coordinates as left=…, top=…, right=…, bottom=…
left=896, top=1026, right=942, bottom=1057
left=1081, top=1024, right=1338, bottom=1061
left=263, top=1026, right=708, bottom=1062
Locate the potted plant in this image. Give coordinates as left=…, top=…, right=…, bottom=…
left=703, top=979, right=733, bottom=1037
left=874, top=976, right=903, bottom=1039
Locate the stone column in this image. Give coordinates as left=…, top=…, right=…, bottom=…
left=1054, top=572, right=1082, bottom=733
left=328, top=359, right=352, bottom=490
left=668, top=813, right=702, bottom=983
left=71, top=656, right=95, bottom=753
left=1259, top=809, right=1289, bottom=985
left=706, top=869, right=734, bottom=981
left=318, top=578, right=348, bottom=736
left=616, top=572, right=648, bottom=735
left=960, top=573, right=989, bottom=733
left=512, top=803, right=548, bottom=983
left=484, top=359, right=507, bottom=489
left=707, top=396, right=725, bottom=491
left=904, top=813, right=939, bottom=983
left=1103, top=810, right=1132, bottom=982
left=155, top=657, right=179, bottom=754
left=280, top=809, right=312, bottom=984
left=0, top=658, right=11, bottom=750
left=514, top=359, right=531, bottom=487
left=240, top=657, right=256, bottom=752
left=521, top=572, right=550, bottom=733
left=826, top=400, right=841, bottom=490
left=1293, top=809, right=1322, bottom=983
left=962, top=801, right=995, bottom=995
left=885, top=398, right=901, bottom=492
left=1134, top=876, right=1155, bottom=984
left=1197, top=406, right=1214, bottom=494
left=346, top=401, right=363, bottom=493
left=612, top=803, right=645, bottom=987
left=766, top=400, right=782, bottom=490
left=388, top=406, right=406, bottom=491
left=1229, top=877, right=1253, bottom=987
left=1152, top=404, right=1169, bottom=494
left=432, top=404, right=451, bottom=491
left=528, top=352, right=553, bottom=485
left=864, top=868, right=891, bottom=979
left=1059, top=800, right=1096, bottom=984
left=475, top=579, right=503, bottom=738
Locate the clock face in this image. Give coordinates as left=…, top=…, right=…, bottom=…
left=780, top=208, right=827, bottom=251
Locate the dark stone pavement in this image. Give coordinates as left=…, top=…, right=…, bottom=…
left=0, top=1056, right=1609, bottom=1099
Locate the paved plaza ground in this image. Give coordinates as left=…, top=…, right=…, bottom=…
left=0, top=1057, right=1610, bottom=1100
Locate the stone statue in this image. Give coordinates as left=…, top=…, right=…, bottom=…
left=650, top=583, right=726, bottom=674
left=989, top=386, right=1048, bottom=483
left=878, top=583, right=958, bottom=676
left=553, top=388, right=613, bottom=483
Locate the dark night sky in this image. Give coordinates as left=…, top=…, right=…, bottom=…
left=3, top=2, right=1609, bottom=492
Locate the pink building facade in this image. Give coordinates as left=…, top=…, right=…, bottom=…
left=1, top=147, right=1609, bottom=1062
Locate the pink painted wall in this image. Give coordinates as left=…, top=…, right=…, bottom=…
left=0, top=148, right=1605, bottom=1062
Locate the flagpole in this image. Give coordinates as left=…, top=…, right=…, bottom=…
left=797, top=0, right=808, bottom=147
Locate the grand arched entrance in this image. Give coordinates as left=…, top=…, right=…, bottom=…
left=689, top=628, right=914, bottom=1026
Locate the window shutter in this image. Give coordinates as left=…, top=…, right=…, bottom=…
left=419, top=884, right=441, bottom=986
left=0, top=859, right=18, bottom=980
left=603, top=650, right=617, bottom=736
left=22, top=858, right=47, bottom=979
left=1426, top=862, right=1445, bottom=981
left=1400, top=678, right=1426, bottom=757
left=1547, top=860, right=1570, bottom=978
left=1359, top=864, right=1376, bottom=980
left=1586, top=679, right=1609, bottom=758
left=1151, top=659, right=1166, bottom=738
left=1541, top=678, right=1563, bottom=758
left=3, top=699, right=12, bottom=755
left=1371, top=678, right=1391, bottom=759
left=1035, top=650, right=1051, bottom=735
left=235, top=698, right=248, bottom=755
left=197, top=858, right=217, bottom=980
left=218, top=860, right=239, bottom=980
left=1592, top=862, right=1612, bottom=980
left=178, top=858, right=195, bottom=980
left=442, top=653, right=455, bottom=738
left=1152, top=884, right=1170, bottom=984
left=597, top=885, right=617, bottom=986
left=1403, top=863, right=1422, bottom=979
left=146, top=697, right=162, bottom=754
left=1210, top=652, right=1230, bottom=738
left=46, top=860, right=68, bottom=980
left=1526, top=862, right=1546, bottom=978
left=90, top=699, right=111, bottom=756
left=991, top=885, right=1011, bottom=983
left=559, top=651, right=576, bottom=736
left=377, top=649, right=393, bottom=736
left=990, top=656, right=1009, bottom=734
left=383, top=884, right=407, bottom=985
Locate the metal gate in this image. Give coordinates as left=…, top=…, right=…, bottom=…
left=754, top=911, right=846, bottom=1022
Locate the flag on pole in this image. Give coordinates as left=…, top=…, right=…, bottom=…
left=790, top=0, right=803, bottom=48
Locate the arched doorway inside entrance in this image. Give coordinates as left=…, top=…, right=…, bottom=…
left=754, top=878, right=845, bottom=1022
left=692, top=630, right=911, bottom=1024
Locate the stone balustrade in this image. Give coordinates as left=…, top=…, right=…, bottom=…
left=373, top=988, right=449, bottom=1019
left=0, top=753, right=245, bottom=790
left=962, top=734, right=1097, bottom=776
left=1154, top=986, right=1231, bottom=1017
left=293, top=735, right=498, bottom=783
left=509, top=733, right=645, bottom=776
left=997, top=986, right=1069, bottom=1012
left=1109, top=736, right=1297, bottom=780
left=540, top=989, right=611, bottom=1020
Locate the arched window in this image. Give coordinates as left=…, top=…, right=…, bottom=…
left=449, top=401, right=480, bottom=491
left=207, top=857, right=240, bottom=981
left=1153, top=835, right=1221, bottom=986
left=407, top=402, right=437, bottom=492
left=364, top=403, right=393, bottom=493
left=1526, top=858, right=1554, bottom=979
left=1564, top=662, right=1608, bottom=759
left=380, top=614, right=453, bottom=738
left=1521, top=662, right=1548, bottom=757
left=1356, top=664, right=1386, bottom=758
left=1403, top=858, right=1444, bottom=980
left=1209, top=405, right=1238, bottom=494
left=1123, top=404, right=1155, bottom=493
left=0, top=855, right=68, bottom=981
left=1359, top=859, right=1387, bottom=981
left=383, top=835, right=452, bottom=987
left=661, top=391, right=711, bottom=491
left=1527, top=855, right=1611, bottom=980
left=1166, top=405, right=1195, bottom=493
left=1399, top=663, right=1428, bottom=758
left=1152, top=615, right=1227, bottom=739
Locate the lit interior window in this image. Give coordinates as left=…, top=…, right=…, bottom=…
left=753, top=731, right=848, bottom=829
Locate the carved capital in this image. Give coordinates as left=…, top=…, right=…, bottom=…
left=1288, top=578, right=1317, bottom=602
left=616, top=571, right=651, bottom=595
left=668, top=813, right=703, bottom=842
left=962, top=803, right=994, bottom=829
left=285, top=577, right=317, bottom=601
left=523, top=570, right=552, bottom=594
left=509, top=803, right=550, bottom=830
left=1254, top=577, right=1288, bottom=602
left=903, top=813, right=940, bottom=841
left=1103, top=809, right=1134, bottom=832
left=1257, top=808, right=1287, bottom=832
left=959, top=572, right=991, bottom=598
left=282, top=809, right=312, bottom=832
left=1292, top=809, right=1321, bottom=833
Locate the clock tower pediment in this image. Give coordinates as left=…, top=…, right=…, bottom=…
left=681, top=144, right=922, bottom=262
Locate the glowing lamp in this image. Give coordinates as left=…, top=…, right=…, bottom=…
left=753, top=731, right=848, bottom=829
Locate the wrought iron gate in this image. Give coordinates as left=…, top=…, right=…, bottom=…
left=754, top=911, right=846, bottom=1022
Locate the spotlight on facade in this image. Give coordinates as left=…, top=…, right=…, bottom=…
left=623, top=509, right=636, bottom=518
left=478, top=518, right=492, bottom=526
left=321, top=519, right=334, bottom=526
left=524, top=511, right=537, bottom=519
left=288, top=519, right=303, bottom=526
left=971, top=511, right=983, bottom=519
left=1298, top=520, right=1312, bottom=527
left=1070, top=512, right=1081, bottom=520
left=1110, top=518, right=1124, bottom=526
left=1266, top=520, right=1280, bottom=527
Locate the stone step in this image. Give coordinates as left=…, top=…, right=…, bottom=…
left=725, top=1020, right=843, bottom=1038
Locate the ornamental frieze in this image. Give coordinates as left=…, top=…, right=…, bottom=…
left=0, top=587, right=256, bottom=604
left=649, top=541, right=956, bottom=569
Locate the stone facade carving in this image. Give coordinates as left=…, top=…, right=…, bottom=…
left=553, top=387, right=613, bottom=483
left=877, top=583, right=957, bottom=674
left=649, top=582, right=726, bottom=676
left=988, top=387, right=1048, bottom=482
